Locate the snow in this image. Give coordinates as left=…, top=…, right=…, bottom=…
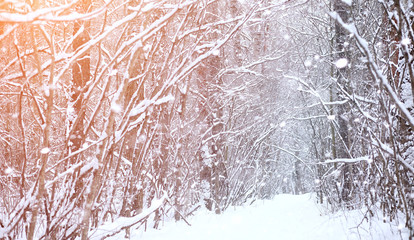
left=324, top=156, right=372, bottom=164
left=89, top=194, right=167, bottom=240
left=154, top=95, right=175, bottom=105
left=44, top=85, right=50, bottom=97
left=327, top=115, right=335, bottom=120
left=335, top=58, right=348, bottom=69
left=401, top=38, right=411, bottom=46
left=200, top=144, right=213, bottom=167
left=109, top=69, right=118, bottom=76
left=40, top=147, right=50, bottom=154
left=79, top=157, right=99, bottom=176
left=212, top=49, right=220, bottom=56
left=106, top=193, right=407, bottom=240
left=129, top=99, right=152, bottom=117
left=331, top=10, right=414, bottom=129
left=304, top=59, right=312, bottom=67
left=4, top=167, right=13, bottom=174
left=401, top=81, right=413, bottom=109
left=111, top=102, right=122, bottom=113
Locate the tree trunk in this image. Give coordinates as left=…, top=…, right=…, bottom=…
left=70, top=0, right=91, bottom=157
left=334, top=0, right=352, bottom=204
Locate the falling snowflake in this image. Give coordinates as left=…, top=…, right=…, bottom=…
left=5, top=167, right=13, bottom=174
left=335, top=58, right=348, bottom=69
left=41, top=148, right=50, bottom=154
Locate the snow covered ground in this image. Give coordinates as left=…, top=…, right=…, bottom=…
left=105, top=194, right=409, bottom=240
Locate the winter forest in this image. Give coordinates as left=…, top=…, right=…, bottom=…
left=0, top=0, right=413, bottom=239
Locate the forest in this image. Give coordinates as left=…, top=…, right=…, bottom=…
left=0, top=0, right=413, bottom=239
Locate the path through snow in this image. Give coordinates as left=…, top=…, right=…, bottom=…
left=106, top=194, right=408, bottom=240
